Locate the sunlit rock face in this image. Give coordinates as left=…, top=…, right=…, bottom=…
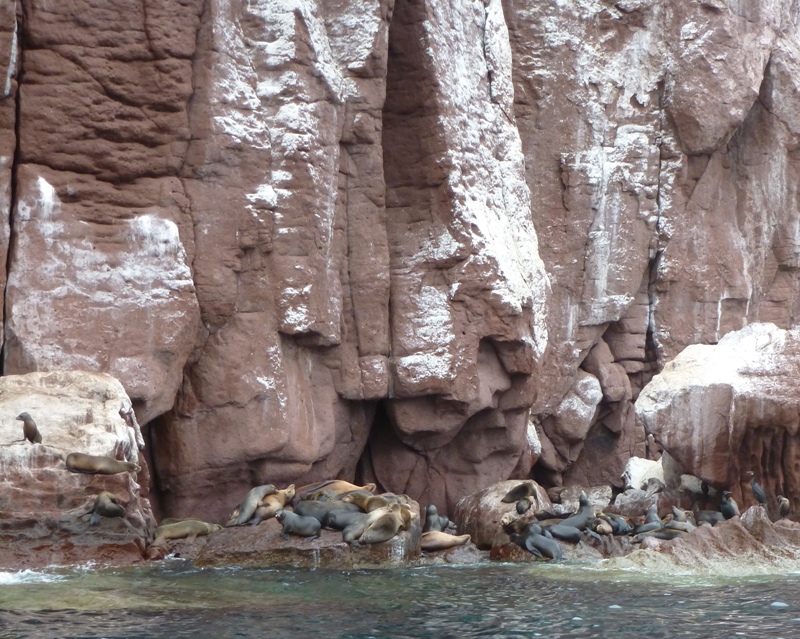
left=0, top=372, right=153, bottom=570
left=637, top=323, right=800, bottom=516
left=0, top=0, right=798, bottom=524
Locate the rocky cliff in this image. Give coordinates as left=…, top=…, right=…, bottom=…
left=1, top=0, right=799, bottom=522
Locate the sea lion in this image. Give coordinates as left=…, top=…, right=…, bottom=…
left=544, top=523, right=583, bottom=543
left=558, top=491, right=593, bottom=530
left=745, top=471, right=767, bottom=505
left=341, top=492, right=409, bottom=513
left=65, top=452, right=140, bottom=475
left=292, top=480, right=377, bottom=505
left=501, top=481, right=536, bottom=503
left=643, top=503, right=661, bottom=525
left=324, top=510, right=369, bottom=531
left=422, top=504, right=453, bottom=533
left=598, top=513, right=633, bottom=535
left=420, top=532, right=471, bottom=552
left=16, top=412, right=42, bottom=444
left=252, top=484, right=295, bottom=524
left=510, top=529, right=563, bottom=561
left=591, top=518, right=614, bottom=536
left=720, top=490, right=740, bottom=520
left=89, top=491, right=125, bottom=525
left=275, top=509, right=321, bottom=540
left=353, top=503, right=406, bottom=546
left=664, top=518, right=696, bottom=533
left=672, top=506, right=691, bottom=523
left=152, top=520, right=222, bottom=546
left=294, top=499, right=362, bottom=523
left=229, top=484, right=277, bottom=526
left=778, top=495, right=790, bottom=518
left=633, top=529, right=686, bottom=542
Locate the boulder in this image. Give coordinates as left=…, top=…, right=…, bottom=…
left=0, top=371, right=154, bottom=570
left=636, top=323, right=800, bottom=514
left=452, top=480, right=551, bottom=549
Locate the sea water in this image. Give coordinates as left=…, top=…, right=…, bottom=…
left=1, top=561, right=799, bottom=639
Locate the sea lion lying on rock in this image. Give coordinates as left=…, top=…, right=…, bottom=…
left=421, top=532, right=471, bottom=552
left=65, top=452, right=140, bottom=475
left=152, top=520, right=222, bottom=547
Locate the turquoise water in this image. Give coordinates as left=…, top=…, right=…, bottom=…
left=1, top=561, right=799, bottom=638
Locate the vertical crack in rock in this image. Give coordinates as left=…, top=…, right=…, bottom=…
left=1, top=2, right=20, bottom=369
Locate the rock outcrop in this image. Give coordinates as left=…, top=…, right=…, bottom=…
left=637, top=323, right=800, bottom=516
left=0, top=1, right=797, bottom=525
left=0, top=371, right=153, bottom=570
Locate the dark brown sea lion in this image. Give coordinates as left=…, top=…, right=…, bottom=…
left=509, top=529, right=562, bottom=560
left=501, top=481, right=536, bottom=503
left=16, top=412, right=42, bottom=444
left=152, top=520, right=222, bottom=546
left=325, top=510, right=369, bottom=531
left=89, top=491, right=125, bottom=525
left=275, top=509, right=321, bottom=540
left=420, top=532, right=471, bottom=551
left=293, top=499, right=362, bottom=523
left=558, top=491, right=593, bottom=530
left=65, top=452, right=140, bottom=475
left=422, top=504, right=453, bottom=533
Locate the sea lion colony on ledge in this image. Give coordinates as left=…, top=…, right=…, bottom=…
left=499, top=470, right=790, bottom=561
left=5, top=412, right=791, bottom=563
left=146, top=478, right=473, bottom=558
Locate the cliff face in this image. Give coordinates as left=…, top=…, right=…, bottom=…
left=1, top=0, right=799, bottom=520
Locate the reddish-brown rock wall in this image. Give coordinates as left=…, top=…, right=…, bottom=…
left=0, top=0, right=799, bottom=523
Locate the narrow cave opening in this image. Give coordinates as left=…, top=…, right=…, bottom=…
left=355, top=399, right=394, bottom=493
left=140, top=410, right=168, bottom=521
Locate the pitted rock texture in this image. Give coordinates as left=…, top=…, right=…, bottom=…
left=0, top=0, right=799, bottom=525
left=636, top=323, right=800, bottom=517
left=0, top=371, right=153, bottom=570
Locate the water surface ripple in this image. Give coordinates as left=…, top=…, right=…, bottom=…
left=1, top=562, right=799, bottom=638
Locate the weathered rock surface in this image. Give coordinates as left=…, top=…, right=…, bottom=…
left=195, top=510, right=422, bottom=569
left=637, top=323, right=800, bottom=515
left=0, top=1, right=797, bottom=531
left=0, top=371, right=153, bottom=570
left=610, top=505, right=800, bottom=575
left=453, top=480, right=552, bottom=549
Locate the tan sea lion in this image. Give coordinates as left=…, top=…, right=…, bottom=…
left=292, top=480, right=376, bottom=504
left=65, top=452, right=140, bottom=475
left=89, top=491, right=125, bottom=525
left=152, top=520, right=222, bottom=546
left=253, top=484, right=295, bottom=524
left=356, top=503, right=406, bottom=545
left=228, top=484, right=277, bottom=526
left=16, top=412, right=42, bottom=444
left=420, top=532, right=471, bottom=551
left=341, top=492, right=409, bottom=513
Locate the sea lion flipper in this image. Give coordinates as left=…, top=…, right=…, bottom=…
left=89, top=512, right=101, bottom=526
